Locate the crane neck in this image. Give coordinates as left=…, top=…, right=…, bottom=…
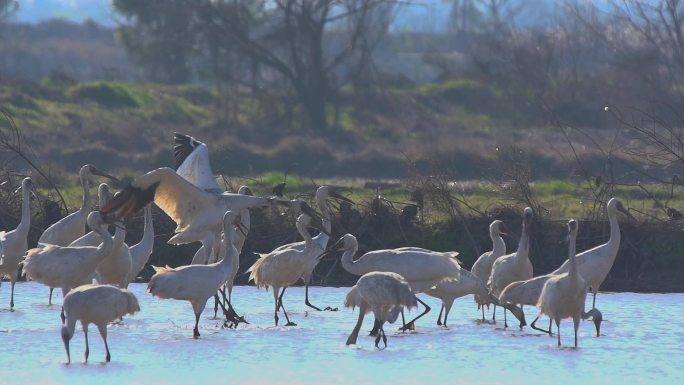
left=312, top=195, right=332, bottom=248
left=79, top=173, right=91, bottom=214
left=568, top=233, right=578, bottom=278
left=94, top=223, right=114, bottom=259
left=296, top=218, right=314, bottom=250
left=340, top=241, right=363, bottom=276
left=606, top=206, right=621, bottom=253
left=515, top=222, right=530, bottom=262
left=140, top=205, right=154, bottom=247
left=491, top=231, right=505, bottom=257
left=233, top=208, right=250, bottom=255
left=218, top=222, right=238, bottom=270
left=17, top=183, right=32, bottom=235
left=113, top=224, right=126, bottom=249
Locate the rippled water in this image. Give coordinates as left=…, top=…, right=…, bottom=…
left=0, top=282, right=682, bottom=385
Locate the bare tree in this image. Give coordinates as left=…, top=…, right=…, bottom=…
left=190, top=0, right=397, bottom=130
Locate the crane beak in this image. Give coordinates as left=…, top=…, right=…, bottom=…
left=234, top=219, right=248, bottom=237
left=318, top=237, right=345, bottom=260
left=309, top=215, right=330, bottom=236
left=90, top=167, right=119, bottom=182
left=329, top=190, right=354, bottom=204
left=498, top=223, right=509, bottom=236
left=300, top=201, right=325, bottom=223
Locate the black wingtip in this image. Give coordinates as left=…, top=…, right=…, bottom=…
left=173, top=133, right=203, bottom=170
left=100, top=182, right=159, bottom=223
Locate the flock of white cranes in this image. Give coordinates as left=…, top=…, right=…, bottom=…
left=0, top=133, right=633, bottom=363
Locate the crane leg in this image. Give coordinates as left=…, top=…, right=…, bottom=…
left=436, top=305, right=444, bottom=326
left=400, top=296, right=430, bottom=331
left=10, top=279, right=16, bottom=309
left=482, top=304, right=486, bottom=322
left=375, top=324, right=388, bottom=349
left=592, top=289, right=597, bottom=308
left=504, top=308, right=508, bottom=328
left=97, top=324, right=110, bottom=362
left=369, top=318, right=381, bottom=336
left=530, top=315, right=551, bottom=335
left=49, top=288, right=54, bottom=305
left=556, top=319, right=561, bottom=347
left=443, top=306, right=450, bottom=328
left=193, top=311, right=201, bottom=339
left=216, top=291, right=248, bottom=328
left=278, top=287, right=296, bottom=327
left=83, top=324, right=90, bottom=363
left=492, top=305, right=496, bottom=322
left=273, top=290, right=280, bottom=326
left=304, top=284, right=323, bottom=311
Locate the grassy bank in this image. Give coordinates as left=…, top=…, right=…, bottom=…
left=0, top=78, right=649, bottom=181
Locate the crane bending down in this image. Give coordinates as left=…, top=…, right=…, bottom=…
left=470, top=220, right=507, bottom=322
left=488, top=207, right=533, bottom=328
left=147, top=210, right=242, bottom=338
left=248, top=214, right=328, bottom=326
left=538, top=219, right=588, bottom=348
left=0, top=177, right=37, bottom=309
left=345, top=272, right=417, bottom=349
left=425, top=269, right=489, bottom=327
left=500, top=273, right=603, bottom=336
left=322, top=234, right=461, bottom=331
left=270, top=185, right=354, bottom=311
left=61, top=283, right=140, bottom=364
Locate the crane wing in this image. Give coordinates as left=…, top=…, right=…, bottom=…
left=101, top=168, right=217, bottom=232
left=174, top=133, right=223, bottom=193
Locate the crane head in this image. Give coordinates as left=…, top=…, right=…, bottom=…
left=83, top=165, right=119, bottom=182
left=327, top=188, right=354, bottom=205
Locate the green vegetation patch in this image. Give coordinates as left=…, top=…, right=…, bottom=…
left=68, top=81, right=141, bottom=108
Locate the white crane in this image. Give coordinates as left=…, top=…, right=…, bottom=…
left=344, top=271, right=417, bottom=348
left=551, top=197, right=632, bottom=308
left=425, top=269, right=489, bottom=327
left=99, top=167, right=315, bottom=265
left=210, top=186, right=252, bottom=323
left=322, top=233, right=461, bottom=331
left=38, top=164, right=118, bottom=246
left=147, top=210, right=241, bottom=338
left=0, top=177, right=37, bottom=309
left=538, top=219, right=588, bottom=348
left=248, top=214, right=325, bottom=326
left=270, top=185, right=354, bottom=311
left=488, top=207, right=533, bottom=328
left=61, top=283, right=140, bottom=364
left=22, top=212, right=114, bottom=301
left=127, top=204, right=155, bottom=284
left=470, top=220, right=507, bottom=322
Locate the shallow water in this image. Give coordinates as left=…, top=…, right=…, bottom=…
left=0, top=282, right=682, bottom=385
